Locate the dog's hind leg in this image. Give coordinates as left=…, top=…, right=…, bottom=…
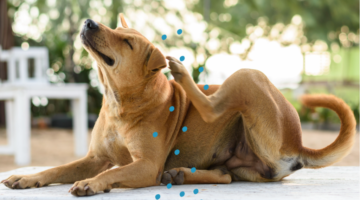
left=229, top=166, right=275, bottom=182
left=167, top=56, right=284, bottom=124
left=161, top=166, right=231, bottom=185
left=167, top=56, right=222, bottom=123
left=1, top=154, right=112, bottom=189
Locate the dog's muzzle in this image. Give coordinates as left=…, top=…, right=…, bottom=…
left=84, top=19, right=99, bottom=31
left=80, top=19, right=99, bottom=41
left=80, top=19, right=115, bottom=66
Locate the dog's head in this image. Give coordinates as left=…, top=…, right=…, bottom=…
left=80, top=14, right=167, bottom=90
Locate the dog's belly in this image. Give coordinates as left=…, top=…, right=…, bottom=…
left=164, top=104, right=243, bottom=170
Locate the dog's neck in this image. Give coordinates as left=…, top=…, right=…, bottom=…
left=102, top=72, right=171, bottom=121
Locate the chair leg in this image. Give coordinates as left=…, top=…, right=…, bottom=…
left=14, top=92, right=31, bottom=165
left=72, top=93, right=88, bottom=157
left=0, top=100, right=15, bottom=154
left=4, top=100, right=15, bottom=154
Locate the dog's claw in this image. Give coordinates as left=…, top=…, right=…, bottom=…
left=12, top=182, right=19, bottom=189
left=2, top=180, right=9, bottom=187
left=168, top=169, right=178, bottom=177
left=4, top=182, right=10, bottom=187
left=104, top=189, right=111, bottom=193
left=70, top=186, right=79, bottom=192
left=84, top=186, right=89, bottom=191
left=174, top=171, right=184, bottom=185
left=161, top=169, right=185, bottom=185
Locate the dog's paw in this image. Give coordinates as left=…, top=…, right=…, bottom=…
left=161, top=169, right=184, bottom=185
left=69, top=178, right=111, bottom=197
left=166, top=56, right=189, bottom=82
left=1, top=175, right=46, bottom=189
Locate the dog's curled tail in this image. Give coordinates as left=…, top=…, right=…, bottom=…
left=300, top=94, right=356, bottom=169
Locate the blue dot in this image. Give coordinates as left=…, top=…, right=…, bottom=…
left=198, top=67, right=204, bottom=72
left=177, top=29, right=182, bottom=35
left=155, top=194, right=161, bottom=199
left=180, top=56, right=185, bottom=62
left=193, top=189, right=199, bottom=194
left=204, top=84, right=209, bottom=90
left=174, top=149, right=180, bottom=155
left=162, top=34, right=167, bottom=40
left=191, top=167, right=196, bottom=173
left=169, top=106, right=175, bottom=112
left=167, top=183, right=172, bottom=189
left=153, top=132, right=158, bottom=137
left=182, top=126, right=187, bottom=132
left=180, top=191, right=185, bottom=197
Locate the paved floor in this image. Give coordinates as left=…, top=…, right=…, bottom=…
left=0, top=166, right=359, bottom=200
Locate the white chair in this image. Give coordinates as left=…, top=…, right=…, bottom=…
left=0, top=46, right=89, bottom=165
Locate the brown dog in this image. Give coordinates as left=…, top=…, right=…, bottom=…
left=1, top=14, right=356, bottom=196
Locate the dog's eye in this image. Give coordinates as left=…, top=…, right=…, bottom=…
left=152, top=68, right=160, bottom=72
left=124, top=39, right=133, bottom=50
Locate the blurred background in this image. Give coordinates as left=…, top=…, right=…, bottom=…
left=0, top=0, right=359, bottom=171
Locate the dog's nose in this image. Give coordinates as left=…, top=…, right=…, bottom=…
left=84, top=19, right=98, bottom=30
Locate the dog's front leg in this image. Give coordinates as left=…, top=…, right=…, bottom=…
left=1, top=154, right=111, bottom=189
left=69, top=158, right=159, bottom=196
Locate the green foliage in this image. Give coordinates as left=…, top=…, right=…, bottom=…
left=192, top=64, right=203, bottom=83
left=5, top=0, right=359, bottom=126
left=298, top=107, right=313, bottom=122
left=7, top=0, right=125, bottom=116
left=353, top=105, right=359, bottom=123
left=281, top=88, right=359, bottom=125
left=190, top=0, right=359, bottom=45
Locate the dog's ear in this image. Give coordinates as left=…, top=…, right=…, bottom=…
left=147, top=48, right=167, bottom=72
left=119, top=13, right=129, bottom=28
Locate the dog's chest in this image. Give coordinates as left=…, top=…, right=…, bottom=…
left=100, top=126, right=133, bottom=166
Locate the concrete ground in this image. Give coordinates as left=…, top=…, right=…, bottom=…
left=0, top=128, right=358, bottom=172
left=0, top=166, right=358, bottom=199
left=0, top=128, right=359, bottom=199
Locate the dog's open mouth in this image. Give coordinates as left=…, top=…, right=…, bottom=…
left=81, top=34, right=115, bottom=66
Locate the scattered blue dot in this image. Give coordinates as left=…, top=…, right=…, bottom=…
left=177, top=29, right=183, bottom=35
left=204, top=84, right=209, bottom=90
left=193, top=189, right=199, bottom=194
left=174, top=149, right=180, bottom=155
left=182, top=126, right=187, bottom=132
left=155, top=194, right=161, bottom=199
left=191, top=167, right=196, bottom=173
left=180, top=191, right=185, bottom=197
left=180, top=56, right=185, bottom=62
left=162, top=34, right=167, bottom=40
left=169, top=106, right=175, bottom=112
left=167, top=183, right=172, bottom=189
left=153, top=132, right=158, bottom=137
left=198, top=67, right=204, bottom=72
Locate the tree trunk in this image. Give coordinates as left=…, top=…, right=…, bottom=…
left=0, top=0, right=15, bottom=126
